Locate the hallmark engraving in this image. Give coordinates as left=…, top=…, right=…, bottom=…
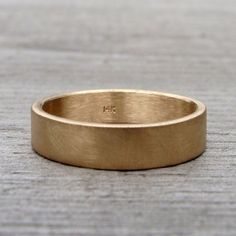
left=103, top=105, right=116, bottom=114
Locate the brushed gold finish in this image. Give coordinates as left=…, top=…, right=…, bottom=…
left=31, top=89, right=207, bottom=170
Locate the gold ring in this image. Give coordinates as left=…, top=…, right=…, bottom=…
left=31, top=89, right=207, bottom=170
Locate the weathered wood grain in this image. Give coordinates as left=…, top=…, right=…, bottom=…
left=0, top=0, right=236, bottom=235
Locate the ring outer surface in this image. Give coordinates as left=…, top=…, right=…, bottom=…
left=31, top=89, right=207, bottom=170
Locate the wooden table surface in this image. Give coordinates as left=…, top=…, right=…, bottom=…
left=0, top=0, right=236, bottom=235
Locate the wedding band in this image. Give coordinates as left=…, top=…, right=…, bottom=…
left=31, top=89, right=207, bottom=170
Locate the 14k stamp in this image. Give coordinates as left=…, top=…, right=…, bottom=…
left=103, top=105, right=116, bottom=114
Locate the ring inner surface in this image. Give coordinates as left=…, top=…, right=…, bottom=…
left=42, top=92, right=197, bottom=124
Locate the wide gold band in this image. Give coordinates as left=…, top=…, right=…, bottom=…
left=31, top=89, right=206, bottom=170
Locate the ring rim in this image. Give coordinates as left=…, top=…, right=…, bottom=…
left=32, top=89, right=206, bottom=128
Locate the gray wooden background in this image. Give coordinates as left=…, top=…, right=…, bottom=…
left=0, top=0, right=236, bottom=235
